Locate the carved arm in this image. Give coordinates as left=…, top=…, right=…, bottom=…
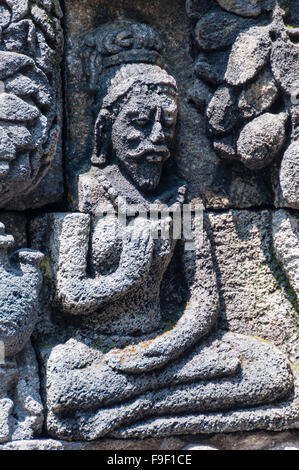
left=105, top=228, right=219, bottom=373
left=53, top=213, right=154, bottom=315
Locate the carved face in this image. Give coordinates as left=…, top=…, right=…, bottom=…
left=111, top=89, right=178, bottom=193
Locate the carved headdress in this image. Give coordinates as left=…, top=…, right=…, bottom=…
left=84, top=20, right=165, bottom=89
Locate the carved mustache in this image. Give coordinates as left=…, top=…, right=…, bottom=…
left=128, top=146, right=170, bottom=163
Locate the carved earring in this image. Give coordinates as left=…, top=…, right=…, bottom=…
left=84, top=49, right=103, bottom=92
left=91, top=109, right=112, bottom=167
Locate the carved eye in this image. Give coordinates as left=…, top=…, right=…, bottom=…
left=163, top=113, right=176, bottom=128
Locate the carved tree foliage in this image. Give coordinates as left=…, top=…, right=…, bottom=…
left=0, top=0, right=63, bottom=207
left=187, top=0, right=299, bottom=209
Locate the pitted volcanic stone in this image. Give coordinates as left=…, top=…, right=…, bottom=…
left=237, top=113, right=287, bottom=169
left=225, top=27, right=271, bottom=86
left=194, top=11, right=251, bottom=51
left=207, top=86, right=240, bottom=135
left=271, top=38, right=299, bottom=96
left=216, top=0, right=274, bottom=18
left=238, top=68, right=278, bottom=119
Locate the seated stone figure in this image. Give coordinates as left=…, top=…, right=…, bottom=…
left=39, top=21, right=296, bottom=441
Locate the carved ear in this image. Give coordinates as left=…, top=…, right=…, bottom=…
left=91, top=109, right=112, bottom=166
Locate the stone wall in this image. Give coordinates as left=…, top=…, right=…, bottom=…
left=0, top=0, right=298, bottom=450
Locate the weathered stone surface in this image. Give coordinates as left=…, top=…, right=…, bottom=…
left=186, top=430, right=299, bottom=451
left=0, top=0, right=63, bottom=210
left=64, top=0, right=214, bottom=206
left=185, top=0, right=213, bottom=21
left=208, top=210, right=299, bottom=363
left=0, top=52, right=33, bottom=80
left=0, top=0, right=295, bottom=449
left=225, top=27, right=272, bottom=86
left=283, top=0, right=299, bottom=28
left=194, top=54, right=219, bottom=85
left=194, top=11, right=250, bottom=51
left=273, top=210, right=299, bottom=298
left=238, top=69, right=278, bottom=119
left=43, top=329, right=295, bottom=439
left=0, top=224, right=43, bottom=357
left=5, top=0, right=29, bottom=23
left=0, top=5, right=11, bottom=28
left=237, top=113, right=287, bottom=169
left=1, top=430, right=299, bottom=450
left=27, top=47, right=295, bottom=442
left=63, top=0, right=279, bottom=209
left=207, top=86, right=240, bottom=135
left=24, top=10, right=297, bottom=442
left=189, top=5, right=298, bottom=210
left=279, top=142, right=299, bottom=209
left=188, top=78, right=212, bottom=112
left=278, top=106, right=299, bottom=209
left=213, top=135, right=239, bottom=160
left=216, top=0, right=274, bottom=18
left=4, top=342, right=44, bottom=442
left=271, top=38, right=299, bottom=96
left=0, top=399, right=12, bottom=442
left=29, top=206, right=298, bottom=440
left=0, top=439, right=64, bottom=451
left=111, top=374, right=298, bottom=438
left=0, top=212, right=27, bottom=253
left=270, top=443, right=299, bottom=450
left=0, top=93, right=39, bottom=122
left=0, top=221, right=44, bottom=443
left=194, top=51, right=229, bottom=86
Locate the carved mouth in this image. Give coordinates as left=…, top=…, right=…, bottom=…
left=129, top=147, right=170, bottom=162
left=146, top=154, right=164, bottom=163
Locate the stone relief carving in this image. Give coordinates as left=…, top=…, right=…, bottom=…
left=27, top=21, right=298, bottom=441
left=273, top=209, right=299, bottom=298
left=0, top=222, right=44, bottom=442
left=0, top=0, right=63, bottom=209
left=187, top=0, right=299, bottom=209
left=0, top=0, right=295, bottom=449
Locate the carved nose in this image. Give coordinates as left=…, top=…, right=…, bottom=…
left=150, top=121, right=165, bottom=144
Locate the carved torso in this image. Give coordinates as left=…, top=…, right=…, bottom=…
left=89, top=217, right=175, bottom=334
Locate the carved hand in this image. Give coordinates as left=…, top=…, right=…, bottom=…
left=57, top=215, right=154, bottom=315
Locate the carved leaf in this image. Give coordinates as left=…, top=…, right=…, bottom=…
left=0, top=0, right=62, bottom=208
left=225, top=27, right=271, bottom=86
